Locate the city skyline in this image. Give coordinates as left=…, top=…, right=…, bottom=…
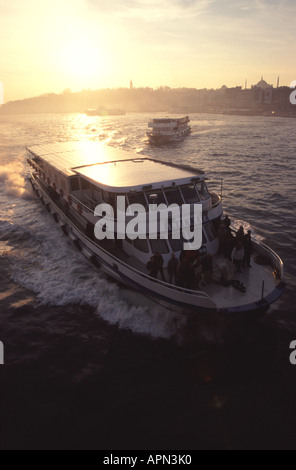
left=1, top=0, right=296, bottom=102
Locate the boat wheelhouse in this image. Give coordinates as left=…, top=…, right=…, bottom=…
left=26, top=141, right=285, bottom=315
left=146, top=116, right=191, bottom=144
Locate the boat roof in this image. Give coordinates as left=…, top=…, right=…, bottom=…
left=151, top=116, right=189, bottom=123
left=27, top=141, right=205, bottom=192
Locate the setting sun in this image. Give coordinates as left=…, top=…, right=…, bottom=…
left=59, top=38, right=107, bottom=85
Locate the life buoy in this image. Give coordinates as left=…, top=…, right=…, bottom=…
left=67, top=195, right=72, bottom=206
left=77, top=203, right=82, bottom=215
left=59, top=189, right=64, bottom=198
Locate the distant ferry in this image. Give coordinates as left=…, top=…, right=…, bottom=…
left=147, top=116, right=191, bottom=144
left=85, top=107, right=126, bottom=116
left=26, top=141, right=285, bottom=316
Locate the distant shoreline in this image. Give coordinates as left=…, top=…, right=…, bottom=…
left=0, top=109, right=296, bottom=119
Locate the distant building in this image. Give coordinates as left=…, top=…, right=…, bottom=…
left=251, top=76, right=273, bottom=90
left=225, top=86, right=255, bottom=110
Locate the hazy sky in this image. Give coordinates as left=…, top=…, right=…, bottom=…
left=1, top=0, right=295, bottom=101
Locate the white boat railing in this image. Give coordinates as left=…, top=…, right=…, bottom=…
left=257, top=242, right=284, bottom=281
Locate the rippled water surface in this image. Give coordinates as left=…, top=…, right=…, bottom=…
left=0, top=112, right=295, bottom=449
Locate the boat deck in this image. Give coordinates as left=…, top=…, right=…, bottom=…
left=98, top=240, right=278, bottom=309
left=201, top=254, right=277, bottom=308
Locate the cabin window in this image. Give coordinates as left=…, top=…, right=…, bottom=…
left=204, top=222, right=216, bottom=242
left=92, top=186, right=102, bottom=202
left=134, top=238, right=149, bottom=253
left=70, top=176, right=80, bottom=191
left=61, top=178, right=67, bottom=190
left=81, top=178, right=91, bottom=190
left=164, top=187, right=183, bottom=205
left=102, top=191, right=116, bottom=215
left=146, top=189, right=166, bottom=205
left=127, top=192, right=147, bottom=207
left=196, top=181, right=210, bottom=201
left=180, top=184, right=200, bottom=203
left=149, top=239, right=169, bottom=254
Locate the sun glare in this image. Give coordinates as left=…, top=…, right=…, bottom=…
left=59, top=38, right=107, bottom=84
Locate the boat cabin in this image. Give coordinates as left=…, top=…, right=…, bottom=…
left=27, top=142, right=222, bottom=265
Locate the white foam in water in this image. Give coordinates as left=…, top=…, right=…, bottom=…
left=0, top=154, right=181, bottom=339
left=8, top=203, right=182, bottom=339
left=0, top=160, right=33, bottom=199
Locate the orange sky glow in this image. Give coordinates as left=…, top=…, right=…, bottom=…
left=1, top=0, right=296, bottom=102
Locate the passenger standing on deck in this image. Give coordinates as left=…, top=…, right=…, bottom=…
left=231, top=240, right=245, bottom=273
left=203, top=253, right=213, bottom=283
left=146, top=255, right=158, bottom=278
left=224, top=215, right=231, bottom=229
left=183, top=260, right=195, bottom=290
left=154, top=252, right=166, bottom=282
left=193, top=252, right=202, bottom=288
left=236, top=226, right=245, bottom=241
left=243, top=230, right=252, bottom=268
left=177, top=258, right=186, bottom=287
left=167, top=253, right=178, bottom=285
left=224, top=232, right=235, bottom=260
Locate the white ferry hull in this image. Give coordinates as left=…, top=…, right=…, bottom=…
left=29, top=173, right=285, bottom=317
left=147, top=128, right=191, bottom=144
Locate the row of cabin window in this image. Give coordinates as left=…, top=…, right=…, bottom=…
left=70, top=177, right=210, bottom=208
left=42, top=164, right=67, bottom=191
left=125, top=221, right=217, bottom=254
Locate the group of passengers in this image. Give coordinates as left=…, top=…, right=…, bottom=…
left=146, top=215, right=253, bottom=288
left=218, top=216, right=252, bottom=273
left=146, top=248, right=213, bottom=290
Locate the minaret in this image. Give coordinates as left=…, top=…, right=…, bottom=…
left=130, top=80, right=133, bottom=90
left=277, top=76, right=280, bottom=88
left=245, top=79, right=247, bottom=89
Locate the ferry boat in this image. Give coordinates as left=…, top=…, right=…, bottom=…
left=146, top=116, right=191, bottom=144
left=26, top=141, right=285, bottom=316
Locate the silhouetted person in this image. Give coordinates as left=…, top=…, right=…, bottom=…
left=203, top=253, right=213, bottom=283
left=224, top=232, right=235, bottom=260
left=177, top=259, right=186, bottom=287
left=193, top=252, right=202, bottom=288
left=168, top=253, right=178, bottom=284
left=179, top=250, right=186, bottom=263
left=154, top=252, right=166, bottom=282
left=198, top=244, right=207, bottom=262
left=243, top=230, right=252, bottom=267
left=224, top=215, right=231, bottom=228
left=236, top=225, right=245, bottom=241
left=183, top=260, right=195, bottom=290
left=232, top=240, right=244, bottom=273
left=217, top=223, right=227, bottom=254
left=146, top=256, right=158, bottom=278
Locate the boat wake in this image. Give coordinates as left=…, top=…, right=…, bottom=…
left=0, top=160, right=33, bottom=199
left=4, top=207, right=186, bottom=340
